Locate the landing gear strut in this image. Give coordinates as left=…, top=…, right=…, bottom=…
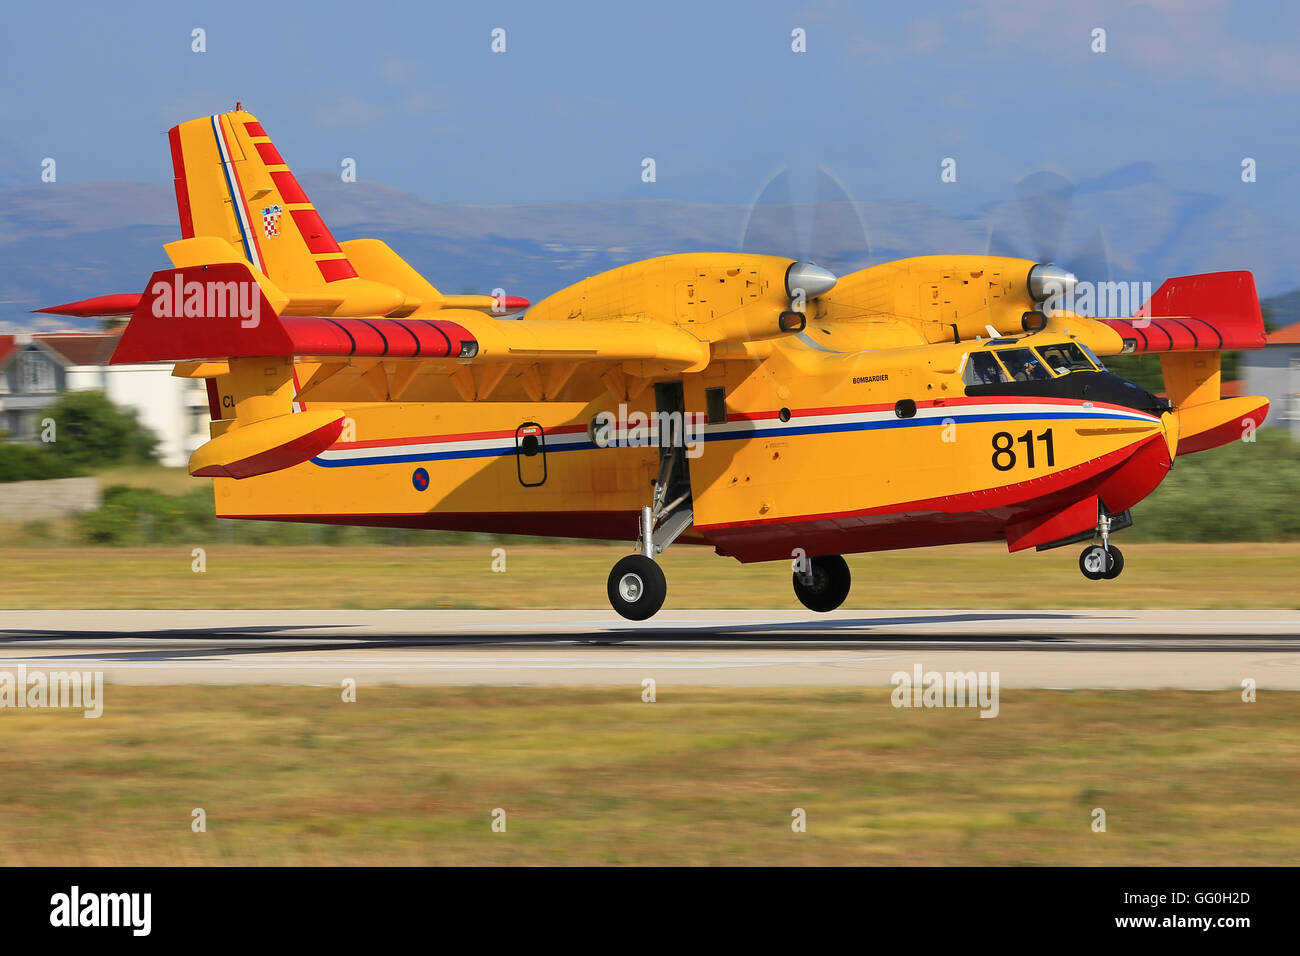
left=793, top=554, right=852, bottom=612
left=1079, top=510, right=1124, bottom=580
left=606, top=391, right=694, bottom=621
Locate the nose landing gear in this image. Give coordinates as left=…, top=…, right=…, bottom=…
left=1079, top=543, right=1124, bottom=580
left=1079, top=509, right=1124, bottom=580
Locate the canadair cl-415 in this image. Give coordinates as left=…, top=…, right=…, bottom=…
left=40, top=109, right=1269, bottom=619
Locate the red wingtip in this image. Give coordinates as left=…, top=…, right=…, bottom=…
left=501, top=296, right=529, bottom=312
left=35, top=293, right=142, bottom=318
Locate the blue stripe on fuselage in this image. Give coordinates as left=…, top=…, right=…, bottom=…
left=308, top=410, right=1154, bottom=468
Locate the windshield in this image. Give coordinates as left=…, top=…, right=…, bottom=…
left=1036, top=342, right=1096, bottom=375
left=1078, top=342, right=1107, bottom=371
left=997, top=348, right=1052, bottom=382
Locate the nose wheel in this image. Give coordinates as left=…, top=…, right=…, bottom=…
left=1078, top=508, right=1125, bottom=580
left=793, top=554, right=852, bottom=612
left=1079, top=544, right=1124, bottom=580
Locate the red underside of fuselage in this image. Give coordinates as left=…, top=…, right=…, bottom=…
left=230, top=433, right=1173, bottom=564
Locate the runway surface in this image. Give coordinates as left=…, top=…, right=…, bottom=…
left=2, top=608, right=1299, bottom=689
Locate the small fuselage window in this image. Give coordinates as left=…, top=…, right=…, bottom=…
left=1035, top=342, right=1096, bottom=376
left=963, top=351, right=1010, bottom=386
left=997, top=348, right=1052, bottom=382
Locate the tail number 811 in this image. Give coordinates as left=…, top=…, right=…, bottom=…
left=991, top=429, right=1055, bottom=471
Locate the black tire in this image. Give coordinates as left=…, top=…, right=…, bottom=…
left=1102, top=545, right=1124, bottom=580
left=1079, top=544, right=1114, bottom=580
left=607, top=554, right=667, bottom=621
left=793, top=554, right=852, bottom=613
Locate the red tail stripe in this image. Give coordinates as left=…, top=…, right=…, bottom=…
left=316, top=259, right=358, bottom=282
left=254, top=142, right=285, bottom=165
left=167, top=126, right=195, bottom=239
left=270, top=171, right=310, bottom=204
left=291, top=209, right=343, bottom=254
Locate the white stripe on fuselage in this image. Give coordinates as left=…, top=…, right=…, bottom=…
left=312, top=401, right=1158, bottom=465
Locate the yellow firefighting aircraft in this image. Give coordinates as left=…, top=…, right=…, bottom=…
left=42, top=109, right=1269, bottom=620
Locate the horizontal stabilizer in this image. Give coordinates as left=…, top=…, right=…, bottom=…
left=110, top=263, right=476, bottom=364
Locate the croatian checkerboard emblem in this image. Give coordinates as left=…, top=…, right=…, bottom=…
left=261, top=204, right=283, bottom=238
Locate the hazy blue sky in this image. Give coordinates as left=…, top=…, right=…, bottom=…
left=1, top=0, right=1296, bottom=215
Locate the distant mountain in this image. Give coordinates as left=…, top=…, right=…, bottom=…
left=1, top=167, right=1296, bottom=333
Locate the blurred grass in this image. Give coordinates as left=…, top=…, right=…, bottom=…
left=1, top=686, right=1296, bottom=865
left=92, top=463, right=206, bottom=495
left=0, top=541, right=1297, bottom=609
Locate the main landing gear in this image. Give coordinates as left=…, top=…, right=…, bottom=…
left=606, top=408, right=693, bottom=621
left=607, top=554, right=667, bottom=621
left=792, top=554, right=852, bottom=613
left=1079, top=509, right=1124, bottom=580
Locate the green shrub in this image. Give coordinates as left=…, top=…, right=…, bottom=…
left=1129, top=429, right=1300, bottom=541
left=0, top=443, right=82, bottom=482
left=77, top=485, right=214, bottom=546
left=42, top=390, right=159, bottom=468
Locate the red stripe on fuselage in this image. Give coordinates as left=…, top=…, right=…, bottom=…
left=320, top=398, right=1152, bottom=452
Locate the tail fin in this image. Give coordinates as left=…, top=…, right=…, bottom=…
left=38, top=109, right=529, bottom=323
left=168, top=110, right=403, bottom=315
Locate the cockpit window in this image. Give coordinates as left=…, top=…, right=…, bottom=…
left=963, top=351, right=1010, bottom=386
left=1036, top=342, right=1096, bottom=375
left=1078, top=342, right=1107, bottom=371
left=997, top=348, right=1052, bottom=382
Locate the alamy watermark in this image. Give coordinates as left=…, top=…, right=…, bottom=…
left=591, top=404, right=706, bottom=459
left=0, top=665, right=103, bottom=718
left=1042, top=280, right=1154, bottom=319
left=890, top=664, right=999, bottom=718
left=150, top=276, right=261, bottom=328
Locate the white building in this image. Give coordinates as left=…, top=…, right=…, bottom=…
left=0, top=330, right=210, bottom=467
left=1241, top=322, right=1300, bottom=440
